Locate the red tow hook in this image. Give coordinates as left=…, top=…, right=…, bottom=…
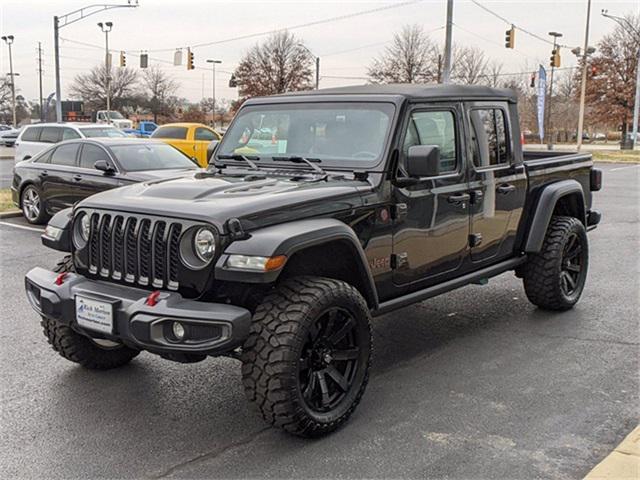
left=146, top=290, right=161, bottom=307
left=54, top=272, right=69, bottom=286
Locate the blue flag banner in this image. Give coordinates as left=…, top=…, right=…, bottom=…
left=537, top=65, right=547, bottom=142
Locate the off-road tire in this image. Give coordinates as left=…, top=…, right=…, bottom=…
left=523, top=216, right=589, bottom=311
left=241, top=276, right=372, bottom=437
left=40, top=255, right=140, bottom=370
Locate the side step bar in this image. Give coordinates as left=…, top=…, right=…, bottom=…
left=373, top=256, right=527, bottom=317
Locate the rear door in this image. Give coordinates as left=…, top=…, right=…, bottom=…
left=466, top=102, right=527, bottom=263
left=42, top=142, right=81, bottom=210
left=151, top=125, right=190, bottom=158
left=392, top=103, right=470, bottom=288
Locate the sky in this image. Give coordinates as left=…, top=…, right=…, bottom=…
left=0, top=0, right=638, bottom=107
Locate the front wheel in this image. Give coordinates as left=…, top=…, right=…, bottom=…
left=241, top=276, right=372, bottom=437
left=523, top=216, right=589, bottom=311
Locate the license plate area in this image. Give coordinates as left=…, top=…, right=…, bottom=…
left=75, top=295, right=117, bottom=334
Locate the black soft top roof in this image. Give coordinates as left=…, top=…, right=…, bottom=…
left=267, top=83, right=517, bottom=103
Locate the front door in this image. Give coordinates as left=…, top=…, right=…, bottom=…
left=392, top=104, right=470, bottom=288
left=193, top=127, right=218, bottom=167
left=42, top=143, right=81, bottom=211
left=75, top=143, right=122, bottom=201
left=466, top=103, right=527, bottom=263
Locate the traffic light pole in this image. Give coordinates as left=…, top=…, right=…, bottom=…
left=576, top=0, right=592, bottom=151
left=442, top=0, right=454, bottom=83
left=546, top=34, right=561, bottom=150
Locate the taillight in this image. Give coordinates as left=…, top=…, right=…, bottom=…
left=590, top=168, right=602, bottom=191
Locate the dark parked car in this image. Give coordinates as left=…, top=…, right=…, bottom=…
left=12, top=138, right=199, bottom=224
left=26, top=85, right=601, bottom=437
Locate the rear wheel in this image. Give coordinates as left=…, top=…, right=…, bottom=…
left=241, top=276, right=372, bottom=437
left=40, top=256, right=140, bottom=370
left=21, top=185, right=48, bottom=225
left=523, top=216, right=589, bottom=311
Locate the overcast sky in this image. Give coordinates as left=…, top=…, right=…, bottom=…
left=1, top=0, right=637, bottom=106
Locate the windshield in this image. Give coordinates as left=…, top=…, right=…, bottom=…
left=110, top=143, right=198, bottom=172
left=80, top=127, right=127, bottom=138
left=107, top=111, right=124, bottom=119
left=217, top=102, right=395, bottom=167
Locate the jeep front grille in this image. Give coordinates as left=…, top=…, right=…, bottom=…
left=86, top=212, right=183, bottom=290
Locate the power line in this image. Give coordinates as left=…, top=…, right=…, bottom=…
left=453, top=22, right=538, bottom=61
left=469, top=0, right=576, bottom=49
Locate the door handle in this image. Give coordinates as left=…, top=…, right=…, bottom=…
left=497, top=184, right=516, bottom=194
left=447, top=193, right=471, bottom=205
left=41, top=170, right=48, bottom=177
left=73, top=175, right=82, bottom=182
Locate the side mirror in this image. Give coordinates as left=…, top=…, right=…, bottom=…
left=207, top=140, right=220, bottom=163
left=406, top=145, right=441, bottom=178
left=94, top=160, right=115, bottom=174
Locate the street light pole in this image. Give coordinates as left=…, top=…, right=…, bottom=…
left=2, top=35, right=16, bottom=127
left=98, top=22, right=113, bottom=113
left=546, top=31, right=563, bottom=150
left=442, top=0, right=454, bottom=83
left=207, top=59, right=222, bottom=127
left=602, top=10, right=640, bottom=149
left=297, top=44, right=320, bottom=90
left=53, top=2, right=139, bottom=123
left=576, top=0, right=592, bottom=152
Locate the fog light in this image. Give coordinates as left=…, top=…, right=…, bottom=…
left=172, top=321, right=185, bottom=340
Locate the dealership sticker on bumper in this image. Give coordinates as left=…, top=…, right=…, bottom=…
left=75, top=295, right=114, bottom=334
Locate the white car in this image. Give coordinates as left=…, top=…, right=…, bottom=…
left=14, top=123, right=127, bottom=162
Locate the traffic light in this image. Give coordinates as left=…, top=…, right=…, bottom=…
left=550, top=48, right=561, bottom=68
left=187, top=48, right=194, bottom=70
left=530, top=72, right=536, bottom=88
left=140, top=53, right=148, bottom=68
left=120, top=51, right=126, bottom=68
left=505, top=26, right=515, bottom=49
left=229, top=74, right=238, bottom=88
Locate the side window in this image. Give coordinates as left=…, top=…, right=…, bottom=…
left=79, top=144, right=109, bottom=169
left=40, top=127, right=61, bottom=144
left=402, top=110, right=457, bottom=173
left=195, top=127, right=216, bottom=141
left=34, top=149, right=53, bottom=164
left=62, top=128, right=81, bottom=141
left=151, top=126, right=188, bottom=139
left=470, top=108, right=510, bottom=168
left=22, top=126, right=42, bottom=142
left=50, top=143, right=80, bottom=167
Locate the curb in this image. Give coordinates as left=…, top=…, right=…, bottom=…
left=584, top=425, right=639, bottom=479
left=0, top=210, right=22, bottom=219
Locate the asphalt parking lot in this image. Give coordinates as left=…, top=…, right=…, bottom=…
left=0, top=162, right=638, bottom=479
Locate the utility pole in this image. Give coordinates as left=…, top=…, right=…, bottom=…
left=576, top=0, right=592, bottom=151
left=602, top=10, right=640, bottom=150
left=37, top=42, right=45, bottom=122
left=2, top=35, right=16, bottom=127
left=53, top=2, right=139, bottom=123
left=546, top=31, right=563, bottom=150
left=207, top=59, right=222, bottom=127
left=442, top=0, right=454, bottom=83
left=98, top=22, right=113, bottom=113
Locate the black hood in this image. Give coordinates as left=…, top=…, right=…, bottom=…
left=78, top=170, right=369, bottom=232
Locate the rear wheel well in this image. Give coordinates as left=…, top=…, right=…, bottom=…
left=553, top=192, right=585, bottom=224
left=279, top=240, right=376, bottom=309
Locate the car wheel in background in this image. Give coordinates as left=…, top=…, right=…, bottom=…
left=21, top=185, right=49, bottom=225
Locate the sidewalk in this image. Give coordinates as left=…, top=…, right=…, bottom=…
left=584, top=426, right=639, bottom=479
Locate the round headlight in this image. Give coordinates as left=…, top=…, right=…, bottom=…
left=80, top=214, right=91, bottom=241
left=194, top=227, right=216, bottom=262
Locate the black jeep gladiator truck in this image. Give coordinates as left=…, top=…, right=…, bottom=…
left=25, top=85, right=602, bottom=437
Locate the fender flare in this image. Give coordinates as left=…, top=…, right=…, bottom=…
left=215, top=218, right=379, bottom=308
left=524, top=179, right=586, bottom=253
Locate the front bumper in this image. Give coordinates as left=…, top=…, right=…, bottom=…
left=25, top=267, right=251, bottom=356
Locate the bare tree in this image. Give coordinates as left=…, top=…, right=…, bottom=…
left=0, top=78, right=14, bottom=124
left=368, top=25, right=439, bottom=84
left=232, top=31, right=314, bottom=101
left=69, top=65, right=139, bottom=111
left=142, top=65, right=180, bottom=123
left=484, top=61, right=505, bottom=88
left=454, top=46, right=490, bottom=85
left=581, top=12, right=639, bottom=134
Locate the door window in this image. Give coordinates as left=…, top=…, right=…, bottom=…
left=151, top=126, right=188, bottom=139
left=50, top=143, right=80, bottom=167
left=62, top=128, right=82, bottom=141
left=470, top=108, right=510, bottom=168
left=403, top=110, right=457, bottom=173
left=79, top=144, right=109, bottom=169
left=194, top=127, right=217, bottom=141
left=40, top=127, right=61, bottom=144
left=21, top=126, right=42, bottom=142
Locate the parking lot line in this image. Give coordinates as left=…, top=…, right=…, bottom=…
left=0, top=221, right=44, bottom=233
left=584, top=425, right=640, bottom=479
left=609, top=164, right=640, bottom=172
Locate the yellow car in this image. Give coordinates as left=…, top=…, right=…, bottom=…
left=150, top=123, right=222, bottom=167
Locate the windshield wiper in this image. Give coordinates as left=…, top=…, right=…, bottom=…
left=272, top=156, right=325, bottom=175
left=217, top=154, right=260, bottom=170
